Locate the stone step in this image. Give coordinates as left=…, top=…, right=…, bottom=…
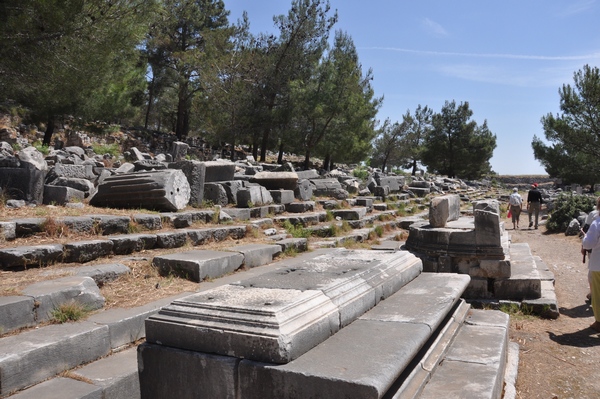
left=9, top=347, right=140, bottom=399
left=495, top=242, right=542, bottom=300
left=0, top=225, right=249, bottom=269
left=416, top=309, right=510, bottom=399
left=524, top=256, right=558, bottom=318
left=0, top=292, right=189, bottom=397
left=0, top=321, right=111, bottom=397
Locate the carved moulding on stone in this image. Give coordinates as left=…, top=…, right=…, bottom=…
left=144, top=249, right=423, bottom=364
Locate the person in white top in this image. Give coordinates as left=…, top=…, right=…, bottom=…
left=581, top=197, right=600, bottom=332
left=508, top=188, right=523, bottom=230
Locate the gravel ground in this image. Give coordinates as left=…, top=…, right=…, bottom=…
left=508, top=221, right=600, bottom=399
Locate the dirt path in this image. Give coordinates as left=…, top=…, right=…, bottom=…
left=509, top=225, right=600, bottom=399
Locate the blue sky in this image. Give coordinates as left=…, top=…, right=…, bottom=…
left=225, top=0, right=600, bottom=175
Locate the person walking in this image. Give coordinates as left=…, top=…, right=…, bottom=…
left=508, top=187, right=523, bottom=229
left=527, top=183, right=543, bottom=229
left=581, top=197, right=600, bottom=332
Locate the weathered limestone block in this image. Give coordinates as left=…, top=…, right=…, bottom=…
left=138, top=343, right=239, bottom=399
left=90, top=169, right=191, bottom=212
left=43, top=185, right=85, bottom=205
left=331, top=207, right=368, bottom=220
left=85, top=215, right=130, bottom=236
left=204, top=182, right=229, bottom=206
left=295, top=179, right=314, bottom=201
left=169, top=160, right=206, bottom=207
left=226, top=243, right=282, bottom=268
left=132, top=213, right=163, bottom=230
left=22, top=276, right=105, bottom=321
left=0, top=296, right=36, bottom=334
left=0, top=167, right=45, bottom=203
left=311, top=178, right=349, bottom=199
left=221, top=180, right=246, bottom=205
left=108, top=234, right=158, bottom=254
left=0, top=244, right=64, bottom=269
left=52, top=176, right=95, bottom=197
left=133, top=159, right=167, bottom=172
left=286, top=201, right=315, bottom=213
left=373, top=185, right=389, bottom=199
left=156, top=231, right=189, bottom=249
left=250, top=171, right=298, bottom=191
left=203, top=161, right=236, bottom=182
left=145, top=249, right=422, bottom=364
left=0, top=221, right=16, bottom=241
left=51, top=163, right=95, bottom=180
left=376, top=176, right=405, bottom=192
left=237, top=186, right=273, bottom=207
left=429, top=194, right=461, bottom=228
left=18, top=146, right=48, bottom=171
left=269, top=189, right=295, bottom=204
left=152, top=250, right=244, bottom=282
left=171, top=141, right=189, bottom=161
left=474, top=208, right=502, bottom=248
left=63, top=240, right=114, bottom=263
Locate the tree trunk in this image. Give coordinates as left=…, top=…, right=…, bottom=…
left=175, top=82, right=189, bottom=139
left=324, top=154, right=331, bottom=171
left=277, top=142, right=284, bottom=164
left=260, top=127, right=269, bottom=162
left=304, top=150, right=311, bottom=170
left=145, top=76, right=155, bottom=130
left=42, top=116, right=55, bottom=146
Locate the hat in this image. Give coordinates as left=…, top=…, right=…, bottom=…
left=513, top=187, right=518, bottom=192
left=531, top=183, right=538, bottom=188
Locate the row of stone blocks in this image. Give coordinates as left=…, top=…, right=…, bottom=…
left=0, top=241, right=308, bottom=336
left=138, top=249, right=512, bottom=398
left=1, top=249, right=513, bottom=398
left=0, top=201, right=379, bottom=242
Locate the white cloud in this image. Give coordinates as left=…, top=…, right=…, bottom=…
left=421, top=18, right=448, bottom=37
left=359, top=47, right=600, bottom=61
left=559, top=0, right=596, bottom=16
left=435, top=63, right=580, bottom=88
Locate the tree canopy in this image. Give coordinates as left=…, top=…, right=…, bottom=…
left=0, top=0, right=500, bottom=175
left=421, top=100, right=496, bottom=179
left=532, top=64, right=600, bottom=186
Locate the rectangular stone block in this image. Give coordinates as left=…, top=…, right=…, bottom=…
left=138, top=343, right=239, bottom=399
left=0, top=322, right=110, bottom=396
left=71, top=347, right=140, bottom=399
left=269, top=189, right=295, bottom=204
left=227, top=243, right=282, bottom=268
left=43, top=185, right=85, bottom=205
left=0, top=167, right=45, bottom=203
left=8, top=377, right=102, bottom=399
left=203, top=161, right=235, bottom=182
left=429, top=194, right=461, bottom=227
left=152, top=250, right=244, bottom=282
left=0, top=296, right=35, bottom=334
left=63, top=240, right=114, bottom=263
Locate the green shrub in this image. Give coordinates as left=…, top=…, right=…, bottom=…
left=282, top=220, right=312, bottom=238
left=352, top=167, right=369, bottom=180
left=92, top=143, right=120, bottom=157
left=32, top=140, right=49, bottom=155
left=546, top=193, right=596, bottom=233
